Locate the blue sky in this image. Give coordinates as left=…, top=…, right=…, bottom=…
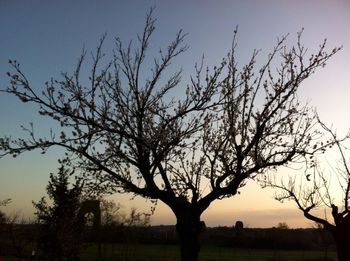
left=0, top=0, right=350, bottom=227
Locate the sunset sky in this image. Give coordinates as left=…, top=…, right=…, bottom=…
left=0, top=0, right=350, bottom=228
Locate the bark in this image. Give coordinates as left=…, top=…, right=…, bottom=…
left=333, top=229, right=350, bottom=261
left=175, top=209, right=204, bottom=261
left=329, top=205, right=350, bottom=261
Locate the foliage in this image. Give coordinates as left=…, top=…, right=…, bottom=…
left=0, top=199, right=11, bottom=225
left=33, top=165, right=84, bottom=261
left=0, top=199, right=10, bottom=256
left=277, top=222, right=289, bottom=229
left=0, top=198, right=11, bottom=207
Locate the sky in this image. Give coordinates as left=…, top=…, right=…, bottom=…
left=0, top=0, right=350, bottom=228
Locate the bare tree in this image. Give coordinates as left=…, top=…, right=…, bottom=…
left=264, top=119, right=350, bottom=261
left=100, top=199, right=150, bottom=227
left=0, top=9, right=340, bottom=260
left=100, top=199, right=123, bottom=227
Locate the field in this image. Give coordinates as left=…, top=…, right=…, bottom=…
left=79, top=243, right=337, bottom=261
left=0, top=225, right=337, bottom=260
left=1, top=244, right=337, bottom=261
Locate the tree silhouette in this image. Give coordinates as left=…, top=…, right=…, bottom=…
left=0, top=198, right=10, bottom=255
left=0, top=9, right=340, bottom=261
left=0, top=199, right=11, bottom=207
left=0, top=199, right=10, bottom=225
left=265, top=119, right=350, bottom=261
left=33, top=166, right=83, bottom=261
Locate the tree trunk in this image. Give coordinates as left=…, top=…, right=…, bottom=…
left=333, top=231, right=350, bottom=261
left=175, top=210, right=204, bottom=261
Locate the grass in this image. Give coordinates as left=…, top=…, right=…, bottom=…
left=79, top=243, right=337, bottom=261
left=1, top=243, right=336, bottom=261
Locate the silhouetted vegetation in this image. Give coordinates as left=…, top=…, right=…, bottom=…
left=0, top=199, right=10, bottom=226
left=0, top=8, right=340, bottom=261
left=0, top=199, right=39, bottom=261
left=0, top=222, right=337, bottom=260
left=32, top=165, right=84, bottom=261
left=265, top=120, right=350, bottom=261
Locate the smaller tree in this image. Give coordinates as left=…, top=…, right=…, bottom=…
left=264, top=119, right=350, bottom=261
left=33, top=165, right=84, bottom=261
left=0, top=198, right=11, bottom=207
left=0, top=198, right=11, bottom=256
left=0, top=198, right=10, bottom=225
left=277, top=222, right=289, bottom=229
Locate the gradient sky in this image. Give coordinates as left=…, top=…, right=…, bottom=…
left=0, top=0, right=350, bottom=228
